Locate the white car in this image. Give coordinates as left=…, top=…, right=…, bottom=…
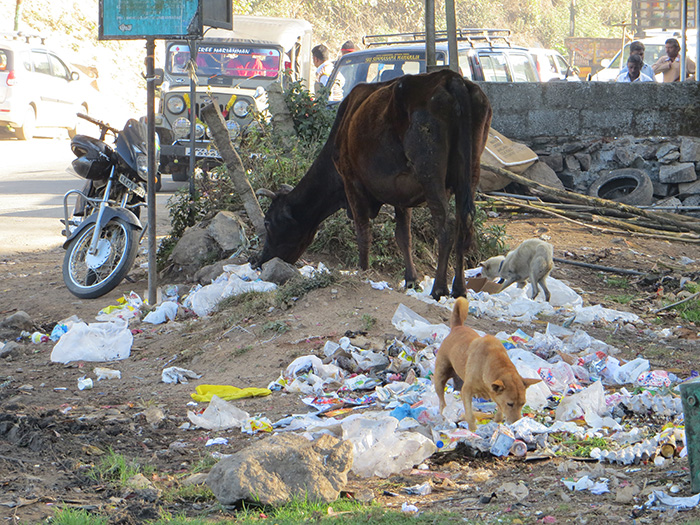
left=0, top=32, right=91, bottom=139
left=529, top=48, right=580, bottom=81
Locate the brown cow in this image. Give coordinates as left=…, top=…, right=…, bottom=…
left=256, top=69, right=492, bottom=299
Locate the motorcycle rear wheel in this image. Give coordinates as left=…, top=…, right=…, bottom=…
left=63, top=217, right=139, bottom=299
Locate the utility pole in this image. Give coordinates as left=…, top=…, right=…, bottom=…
left=445, top=0, right=458, bottom=72
left=425, top=0, right=436, bottom=71
left=14, top=0, right=23, bottom=31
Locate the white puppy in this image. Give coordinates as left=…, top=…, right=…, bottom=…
left=480, top=238, right=554, bottom=301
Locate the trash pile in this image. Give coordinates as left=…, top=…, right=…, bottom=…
left=14, top=261, right=697, bottom=507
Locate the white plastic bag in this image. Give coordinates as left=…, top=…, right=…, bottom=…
left=50, top=319, right=132, bottom=363
left=143, top=301, right=178, bottom=324
left=187, top=395, right=249, bottom=431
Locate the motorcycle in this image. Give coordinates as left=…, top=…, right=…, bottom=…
left=61, top=112, right=159, bottom=299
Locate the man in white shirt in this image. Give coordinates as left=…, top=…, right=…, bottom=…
left=312, top=44, right=334, bottom=91
left=617, top=54, right=654, bottom=82
left=618, top=41, right=655, bottom=81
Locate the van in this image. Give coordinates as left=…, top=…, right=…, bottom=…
left=0, top=32, right=91, bottom=139
left=155, top=16, right=313, bottom=180
left=529, top=48, right=580, bottom=81
left=327, top=28, right=539, bottom=103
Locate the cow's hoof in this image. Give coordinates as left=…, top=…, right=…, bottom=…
left=405, top=279, right=421, bottom=291
left=430, top=288, right=447, bottom=300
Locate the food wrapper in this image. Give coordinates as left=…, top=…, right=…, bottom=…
left=242, top=415, right=273, bottom=434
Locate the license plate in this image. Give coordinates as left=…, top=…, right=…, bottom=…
left=185, top=147, right=221, bottom=158
left=119, top=174, right=146, bottom=198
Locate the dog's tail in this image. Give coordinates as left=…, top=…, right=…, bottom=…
left=450, top=297, right=469, bottom=328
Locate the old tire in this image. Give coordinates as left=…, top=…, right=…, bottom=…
left=588, top=169, right=653, bottom=206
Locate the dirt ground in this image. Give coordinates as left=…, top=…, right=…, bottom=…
left=1, top=215, right=699, bottom=524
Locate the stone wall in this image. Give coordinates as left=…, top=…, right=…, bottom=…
left=476, top=82, right=700, bottom=207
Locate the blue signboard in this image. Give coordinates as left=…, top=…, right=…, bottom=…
left=99, top=0, right=201, bottom=40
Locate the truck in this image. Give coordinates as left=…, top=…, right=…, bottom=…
left=155, top=16, right=313, bottom=180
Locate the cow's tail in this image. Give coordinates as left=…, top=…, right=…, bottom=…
left=448, top=76, right=492, bottom=250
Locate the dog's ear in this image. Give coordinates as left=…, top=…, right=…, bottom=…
left=491, top=380, right=505, bottom=394
left=522, top=377, right=542, bottom=389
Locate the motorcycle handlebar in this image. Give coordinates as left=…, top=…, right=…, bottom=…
left=77, top=112, right=120, bottom=136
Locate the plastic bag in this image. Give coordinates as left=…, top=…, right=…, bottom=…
left=50, top=319, right=132, bottom=363
left=391, top=304, right=449, bottom=344
left=94, top=367, right=121, bottom=380
left=162, top=366, right=202, bottom=384
left=187, top=395, right=249, bottom=431
left=143, top=301, right=178, bottom=324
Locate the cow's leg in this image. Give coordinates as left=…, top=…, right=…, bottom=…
left=394, top=206, right=418, bottom=288
left=344, top=185, right=372, bottom=270
left=426, top=198, right=454, bottom=300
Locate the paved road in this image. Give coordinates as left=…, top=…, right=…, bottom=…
left=0, top=133, right=185, bottom=256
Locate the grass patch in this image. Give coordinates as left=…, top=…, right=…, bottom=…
left=672, top=298, right=700, bottom=323
left=604, top=275, right=630, bottom=289
left=604, top=293, right=635, bottom=305
left=86, top=448, right=146, bottom=487
left=562, top=437, right=609, bottom=457
left=360, top=314, right=377, bottom=332
left=263, top=320, right=290, bottom=334
left=52, top=507, right=109, bottom=525
left=233, top=344, right=253, bottom=357
left=275, top=270, right=336, bottom=307
left=217, top=291, right=274, bottom=324
left=161, top=483, right=216, bottom=504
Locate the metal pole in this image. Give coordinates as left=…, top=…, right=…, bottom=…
left=146, top=38, right=158, bottom=306
left=425, top=0, right=436, bottom=71
left=682, top=0, right=688, bottom=80
left=188, top=39, right=198, bottom=198
left=445, top=0, right=458, bottom=72
left=696, top=0, right=700, bottom=81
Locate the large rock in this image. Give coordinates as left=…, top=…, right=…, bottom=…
left=659, top=163, right=697, bottom=184
left=679, top=179, right=700, bottom=195
left=171, top=227, right=220, bottom=269
left=207, top=434, right=353, bottom=506
left=261, top=258, right=300, bottom=285
left=0, top=311, right=33, bottom=339
left=521, top=161, right=566, bottom=191
left=207, top=211, right=247, bottom=252
left=680, top=137, right=700, bottom=163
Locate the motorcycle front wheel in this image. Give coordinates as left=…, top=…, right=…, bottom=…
left=62, top=217, right=140, bottom=299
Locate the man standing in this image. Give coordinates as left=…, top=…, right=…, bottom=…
left=617, top=54, right=654, bottom=82
left=619, top=41, right=655, bottom=81
left=340, top=41, right=358, bottom=56
left=312, top=44, right=334, bottom=91
left=652, top=38, right=696, bottom=82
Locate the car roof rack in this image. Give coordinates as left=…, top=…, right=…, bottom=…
left=363, top=28, right=512, bottom=48
left=0, top=31, right=47, bottom=45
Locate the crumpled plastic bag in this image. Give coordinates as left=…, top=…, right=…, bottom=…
left=555, top=380, right=607, bottom=423
left=190, top=384, right=271, bottom=402
left=391, top=303, right=449, bottom=344
left=187, top=395, right=249, bottom=431
left=50, top=318, right=132, bottom=363
left=143, top=301, right=178, bottom=324
left=162, top=366, right=202, bottom=384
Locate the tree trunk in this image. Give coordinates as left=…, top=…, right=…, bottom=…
left=200, top=103, right=266, bottom=239
left=266, top=82, right=297, bottom=153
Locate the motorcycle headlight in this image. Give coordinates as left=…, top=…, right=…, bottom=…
left=136, top=153, right=148, bottom=179
left=166, top=95, right=186, bottom=114
left=226, top=120, right=240, bottom=139
left=233, top=100, right=250, bottom=118
left=172, top=117, right=190, bottom=139
left=194, top=122, right=206, bottom=139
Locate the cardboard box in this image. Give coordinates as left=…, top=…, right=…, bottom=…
left=466, top=277, right=503, bottom=294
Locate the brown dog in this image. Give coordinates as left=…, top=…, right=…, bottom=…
left=433, top=297, right=541, bottom=430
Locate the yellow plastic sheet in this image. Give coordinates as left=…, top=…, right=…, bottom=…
left=191, top=384, right=271, bottom=402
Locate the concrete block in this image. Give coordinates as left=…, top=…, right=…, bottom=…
left=540, top=153, right=563, bottom=172
left=679, top=179, right=700, bottom=195
left=681, top=137, right=700, bottom=162
left=659, top=163, right=697, bottom=183
left=574, top=153, right=592, bottom=171
left=652, top=181, right=672, bottom=197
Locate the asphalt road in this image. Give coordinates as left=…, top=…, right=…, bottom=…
left=0, top=132, right=185, bottom=256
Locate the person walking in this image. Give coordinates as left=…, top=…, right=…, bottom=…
left=617, top=54, right=654, bottom=82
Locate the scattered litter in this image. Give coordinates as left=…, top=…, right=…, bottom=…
left=77, top=376, right=93, bottom=390
left=143, top=301, right=178, bottom=324
left=191, top=384, right=271, bottom=403
left=94, top=367, right=121, bottom=380
left=30, top=331, right=49, bottom=344
left=205, top=437, right=229, bottom=446
left=242, top=415, right=274, bottom=434
left=366, top=280, right=392, bottom=290
left=401, top=502, right=419, bottom=513
left=162, top=366, right=202, bottom=384
left=642, top=491, right=700, bottom=510
left=187, top=395, right=249, bottom=431
left=403, top=482, right=432, bottom=495
left=50, top=319, right=132, bottom=363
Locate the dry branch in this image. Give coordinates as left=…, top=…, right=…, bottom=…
left=481, top=163, right=700, bottom=234
left=200, top=103, right=266, bottom=239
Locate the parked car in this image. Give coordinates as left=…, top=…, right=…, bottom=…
left=0, top=32, right=91, bottom=139
left=327, top=28, right=539, bottom=102
left=591, top=33, right=697, bottom=81
left=529, top=47, right=580, bottom=81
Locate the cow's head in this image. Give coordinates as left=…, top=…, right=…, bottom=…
left=252, top=186, right=319, bottom=268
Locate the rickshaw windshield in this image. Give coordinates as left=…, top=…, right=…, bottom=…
left=167, top=43, right=281, bottom=80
